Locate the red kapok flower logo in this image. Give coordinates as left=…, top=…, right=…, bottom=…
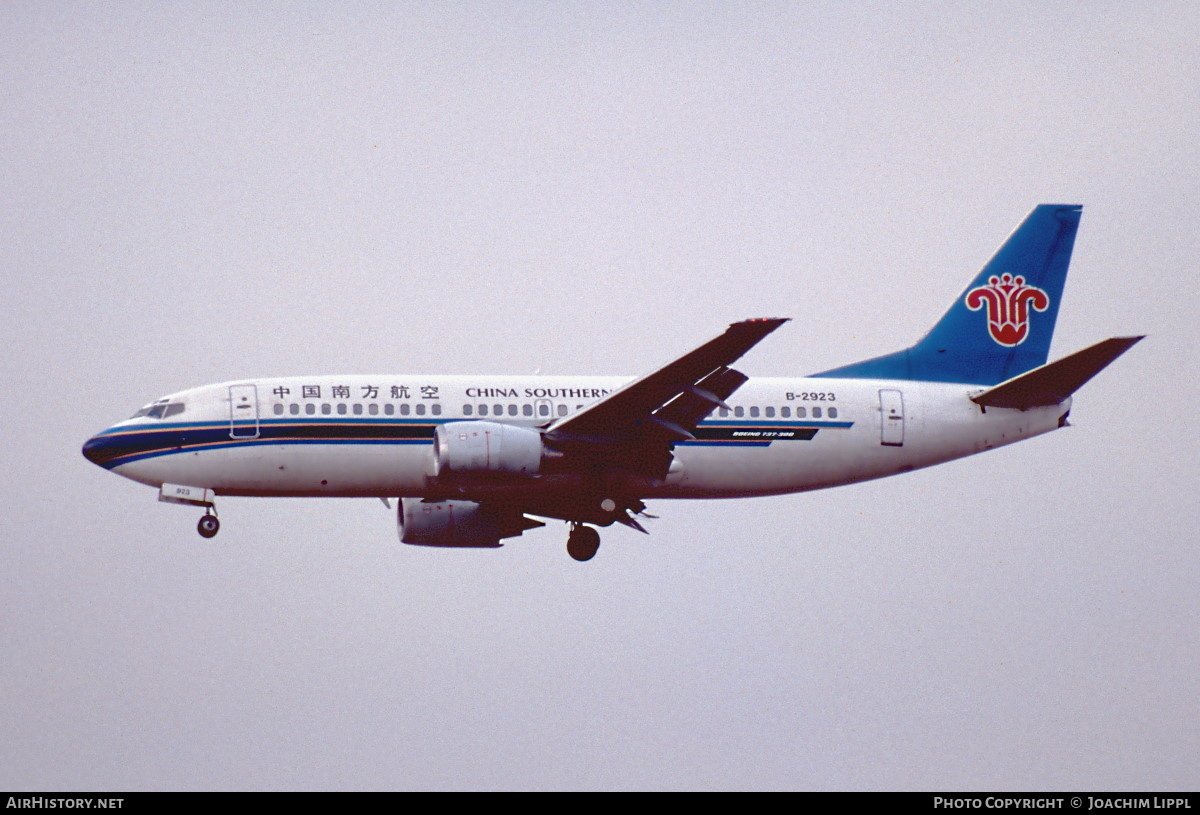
left=964, top=274, right=1050, bottom=347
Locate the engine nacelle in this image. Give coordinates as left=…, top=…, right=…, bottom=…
left=397, top=498, right=544, bottom=548
left=433, top=421, right=545, bottom=478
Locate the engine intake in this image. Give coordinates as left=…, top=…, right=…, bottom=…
left=398, top=498, right=542, bottom=548
left=433, top=421, right=547, bottom=479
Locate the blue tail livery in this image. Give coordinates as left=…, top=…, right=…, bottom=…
left=813, top=204, right=1082, bottom=385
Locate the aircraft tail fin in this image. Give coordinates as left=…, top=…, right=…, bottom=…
left=814, top=204, right=1083, bottom=385
left=970, top=336, right=1143, bottom=410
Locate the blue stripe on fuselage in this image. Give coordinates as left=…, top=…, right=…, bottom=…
left=85, top=417, right=855, bottom=469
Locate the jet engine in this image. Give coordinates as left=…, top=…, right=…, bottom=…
left=397, top=497, right=543, bottom=548
left=432, top=421, right=550, bottom=479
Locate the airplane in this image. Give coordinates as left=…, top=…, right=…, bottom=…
left=82, top=204, right=1142, bottom=561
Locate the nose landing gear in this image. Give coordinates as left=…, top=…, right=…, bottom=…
left=197, top=509, right=220, bottom=539
left=157, top=484, right=221, bottom=539
left=566, top=524, right=601, bottom=562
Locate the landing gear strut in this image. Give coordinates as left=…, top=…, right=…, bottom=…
left=197, top=509, right=220, bottom=539
left=566, top=524, right=600, bottom=562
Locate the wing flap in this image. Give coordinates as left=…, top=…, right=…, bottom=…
left=652, top=367, right=748, bottom=434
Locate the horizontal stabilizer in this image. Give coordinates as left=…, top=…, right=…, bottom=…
left=971, top=336, right=1143, bottom=410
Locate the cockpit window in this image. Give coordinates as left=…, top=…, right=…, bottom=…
left=131, top=400, right=185, bottom=420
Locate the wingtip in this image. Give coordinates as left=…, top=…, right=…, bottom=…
left=736, top=317, right=790, bottom=328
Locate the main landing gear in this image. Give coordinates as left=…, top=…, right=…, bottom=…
left=567, top=524, right=601, bottom=562
left=197, top=509, right=220, bottom=539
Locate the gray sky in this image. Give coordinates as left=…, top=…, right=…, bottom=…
left=2, top=1, right=1197, bottom=790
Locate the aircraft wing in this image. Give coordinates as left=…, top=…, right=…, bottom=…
left=544, top=318, right=788, bottom=479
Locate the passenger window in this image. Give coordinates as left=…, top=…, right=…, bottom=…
left=828, top=407, right=838, bottom=418
left=352, top=404, right=363, bottom=415
left=557, top=404, right=568, bottom=416
left=321, top=403, right=332, bottom=415
left=273, top=404, right=284, bottom=415
left=432, top=404, right=442, bottom=416
left=719, top=407, right=730, bottom=417
left=796, top=407, right=806, bottom=418
left=416, top=404, right=426, bottom=416
left=508, top=404, right=518, bottom=416
left=384, top=404, right=394, bottom=416
left=400, top=404, right=410, bottom=416
left=289, top=403, right=300, bottom=415
left=781, top=406, right=791, bottom=418
left=812, top=407, right=822, bottom=418
left=749, top=406, right=759, bottom=418
left=522, top=404, right=533, bottom=417
left=305, top=403, right=315, bottom=415
left=479, top=404, right=488, bottom=416
left=368, top=403, right=378, bottom=415
left=337, top=403, right=347, bottom=415
left=464, top=404, right=473, bottom=416
left=538, top=403, right=549, bottom=417
left=765, top=406, right=775, bottom=418
left=734, top=406, right=744, bottom=418
left=494, top=404, right=502, bottom=416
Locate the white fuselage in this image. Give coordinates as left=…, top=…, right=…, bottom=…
left=88, top=374, right=1069, bottom=501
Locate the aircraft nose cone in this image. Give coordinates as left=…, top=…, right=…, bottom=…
left=82, top=433, right=108, bottom=467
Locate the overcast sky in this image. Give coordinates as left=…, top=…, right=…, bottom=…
left=2, top=1, right=1197, bottom=791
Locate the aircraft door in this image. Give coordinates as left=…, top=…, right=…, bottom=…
left=229, top=384, right=260, bottom=439
left=879, top=389, right=904, bottom=447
